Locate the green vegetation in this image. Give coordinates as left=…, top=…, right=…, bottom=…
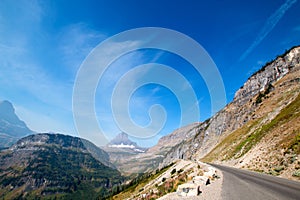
left=268, top=170, right=280, bottom=176
left=0, top=145, right=124, bottom=199
left=234, top=93, right=300, bottom=158
left=170, top=168, right=176, bottom=175
left=250, top=45, right=300, bottom=78
left=255, top=84, right=274, bottom=104
left=177, top=168, right=184, bottom=174
left=202, top=119, right=260, bottom=162
left=292, top=170, right=300, bottom=177
left=203, top=93, right=300, bottom=163
left=287, top=132, right=300, bottom=154
left=110, top=162, right=193, bottom=199
left=274, top=166, right=284, bottom=173
left=155, top=169, right=190, bottom=197
left=112, top=163, right=175, bottom=199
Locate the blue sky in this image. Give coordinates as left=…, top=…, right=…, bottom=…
left=0, top=0, right=299, bottom=147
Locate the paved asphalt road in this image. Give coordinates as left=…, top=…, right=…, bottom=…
left=210, top=164, right=300, bottom=200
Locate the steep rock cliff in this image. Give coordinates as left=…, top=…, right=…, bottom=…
left=158, top=46, right=300, bottom=168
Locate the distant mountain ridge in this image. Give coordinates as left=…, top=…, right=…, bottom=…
left=102, top=132, right=148, bottom=174
left=0, top=100, right=33, bottom=148
left=108, top=132, right=139, bottom=148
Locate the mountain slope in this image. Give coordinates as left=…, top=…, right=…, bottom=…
left=107, top=46, right=300, bottom=199
left=202, top=69, right=300, bottom=180
left=0, top=100, right=33, bottom=148
left=0, top=133, right=124, bottom=199
left=143, top=46, right=300, bottom=180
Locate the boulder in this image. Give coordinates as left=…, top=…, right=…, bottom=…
left=176, top=183, right=201, bottom=196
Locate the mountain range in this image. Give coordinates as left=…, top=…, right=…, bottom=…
left=0, top=45, right=299, bottom=199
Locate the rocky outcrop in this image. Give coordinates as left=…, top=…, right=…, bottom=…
left=233, top=47, right=300, bottom=106
left=157, top=46, right=300, bottom=168
left=176, top=166, right=218, bottom=197
left=147, top=122, right=201, bottom=155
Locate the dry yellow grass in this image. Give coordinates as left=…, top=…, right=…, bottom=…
left=202, top=68, right=300, bottom=181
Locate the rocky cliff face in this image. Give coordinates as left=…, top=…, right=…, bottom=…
left=157, top=46, right=300, bottom=169
left=147, top=122, right=201, bottom=155
left=0, top=100, right=33, bottom=148
left=233, top=47, right=299, bottom=106
left=203, top=60, right=300, bottom=180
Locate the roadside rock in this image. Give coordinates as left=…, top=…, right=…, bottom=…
left=158, top=164, right=223, bottom=200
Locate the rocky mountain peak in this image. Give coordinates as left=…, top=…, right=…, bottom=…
left=0, top=100, right=13, bottom=110
left=108, top=132, right=138, bottom=148
left=0, top=100, right=33, bottom=147
left=0, top=100, right=18, bottom=123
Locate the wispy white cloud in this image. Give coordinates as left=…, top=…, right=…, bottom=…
left=0, top=1, right=52, bottom=99
left=293, top=25, right=300, bottom=32
left=0, top=1, right=109, bottom=134
left=239, top=0, right=297, bottom=61
left=58, top=23, right=107, bottom=74
left=0, top=33, right=71, bottom=113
